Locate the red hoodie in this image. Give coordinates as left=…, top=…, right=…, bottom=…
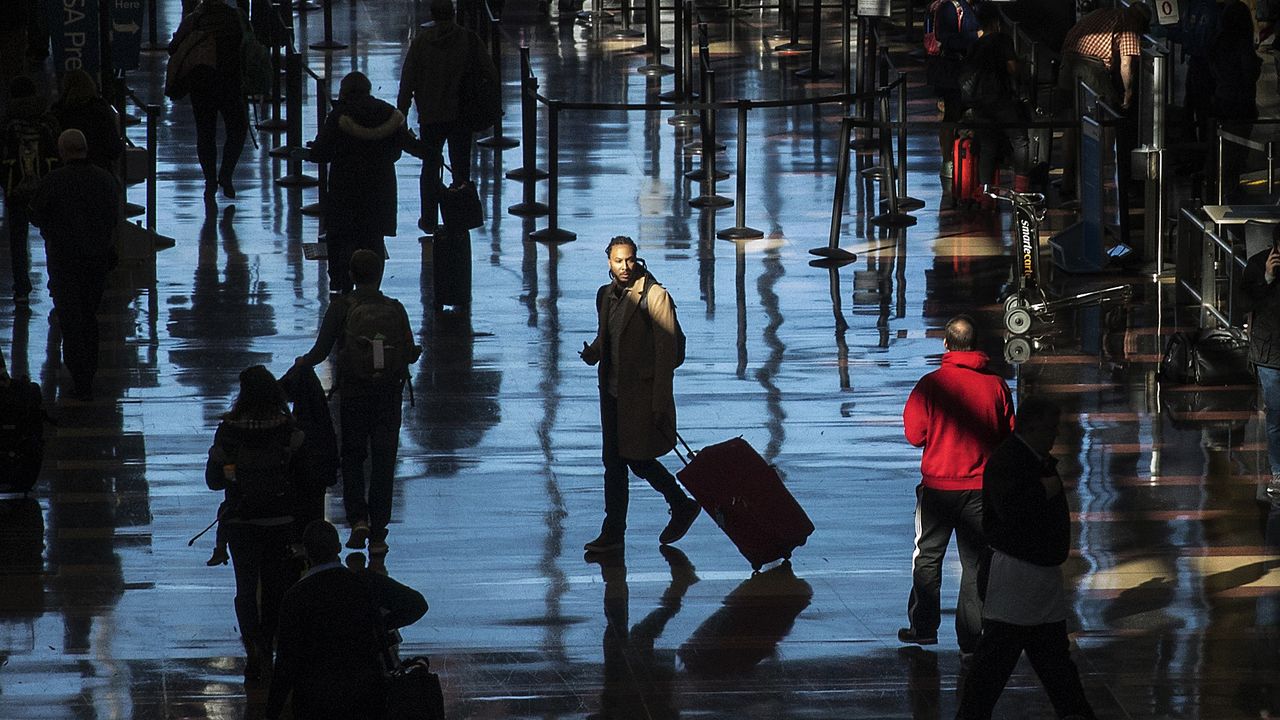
left=903, top=350, right=1015, bottom=491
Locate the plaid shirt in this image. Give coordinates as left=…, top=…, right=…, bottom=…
left=1062, top=8, right=1142, bottom=71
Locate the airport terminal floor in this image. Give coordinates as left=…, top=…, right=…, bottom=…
left=1, top=0, right=1279, bottom=718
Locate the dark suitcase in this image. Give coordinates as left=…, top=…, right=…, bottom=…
left=385, top=656, right=446, bottom=720
left=952, top=135, right=981, bottom=207
left=1159, top=328, right=1255, bottom=386
left=676, top=436, right=814, bottom=570
left=430, top=228, right=472, bottom=310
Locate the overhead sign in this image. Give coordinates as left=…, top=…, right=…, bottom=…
left=1153, top=0, right=1179, bottom=25
left=46, top=0, right=101, bottom=76
left=110, top=0, right=145, bottom=71
left=857, top=0, right=892, bottom=17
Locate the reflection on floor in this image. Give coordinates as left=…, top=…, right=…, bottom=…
left=0, top=0, right=1277, bottom=718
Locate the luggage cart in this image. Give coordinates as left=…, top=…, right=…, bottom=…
left=991, top=185, right=1132, bottom=337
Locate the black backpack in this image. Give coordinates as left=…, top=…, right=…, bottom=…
left=1159, top=329, right=1255, bottom=386
left=0, top=377, right=44, bottom=494
left=222, top=423, right=296, bottom=517
left=2, top=118, right=57, bottom=205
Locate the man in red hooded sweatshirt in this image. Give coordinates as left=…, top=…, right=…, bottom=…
left=899, top=315, right=1014, bottom=656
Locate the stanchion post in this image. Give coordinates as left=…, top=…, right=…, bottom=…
left=894, top=72, right=923, bottom=210
left=259, top=3, right=288, bottom=131
left=275, top=51, right=319, bottom=187
left=638, top=0, right=673, bottom=74
left=659, top=0, right=688, bottom=100
left=302, top=72, right=329, bottom=216
left=769, top=0, right=791, bottom=40
left=811, top=116, right=857, bottom=263
left=795, top=0, right=831, bottom=79
left=145, top=104, right=159, bottom=232
left=690, top=69, right=732, bottom=209
left=841, top=0, right=851, bottom=103
left=610, top=0, right=645, bottom=38
left=477, top=17, right=519, bottom=149
left=310, top=0, right=348, bottom=50
left=506, top=48, right=549, bottom=182
left=775, top=0, right=812, bottom=52
left=530, top=102, right=576, bottom=241
left=718, top=99, right=763, bottom=240
left=141, top=0, right=164, bottom=52
left=868, top=91, right=915, bottom=227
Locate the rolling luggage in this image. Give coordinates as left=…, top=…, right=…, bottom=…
left=675, top=436, right=814, bottom=570
left=952, top=135, right=981, bottom=208
left=430, top=227, right=472, bottom=311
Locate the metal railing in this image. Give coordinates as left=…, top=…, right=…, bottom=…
left=1176, top=207, right=1250, bottom=329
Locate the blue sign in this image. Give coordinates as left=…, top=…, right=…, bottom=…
left=111, top=0, right=145, bottom=71
left=46, top=0, right=101, bottom=76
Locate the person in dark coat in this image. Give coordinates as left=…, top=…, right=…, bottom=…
left=265, top=519, right=428, bottom=720
left=29, top=129, right=117, bottom=401
left=306, top=71, right=425, bottom=294
left=397, top=0, right=498, bottom=236
left=0, top=75, right=58, bottom=305
left=963, top=5, right=1031, bottom=199
left=956, top=398, right=1096, bottom=720
left=204, top=365, right=305, bottom=681
left=51, top=69, right=124, bottom=173
left=278, top=362, right=340, bottom=543
left=1244, top=227, right=1280, bottom=502
left=168, top=0, right=247, bottom=198
left=927, top=0, right=980, bottom=195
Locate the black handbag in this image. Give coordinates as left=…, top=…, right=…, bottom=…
left=385, top=656, right=445, bottom=720
left=438, top=164, right=483, bottom=231
left=1160, top=328, right=1255, bottom=386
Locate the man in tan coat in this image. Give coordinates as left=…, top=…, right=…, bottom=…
left=580, top=236, right=700, bottom=554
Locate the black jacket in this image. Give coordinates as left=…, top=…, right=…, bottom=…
left=29, top=159, right=119, bottom=269
left=1243, top=247, right=1280, bottom=369
left=278, top=363, right=339, bottom=492
left=308, top=95, right=421, bottom=238
left=267, top=565, right=428, bottom=720
left=982, top=435, right=1071, bottom=567
left=0, top=95, right=60, bottom=203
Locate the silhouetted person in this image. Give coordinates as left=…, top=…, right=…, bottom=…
left=1, top=75, right=58, bottom=305
left=51, top=70, right=123, bottom=174
left=957, top=398, right=1096, bottom=720
left=168, top=0, right=248, bottom=198
left=1244, top=227, right=1280, bottom=502
left=295, top=249, right=420, bottom=559
left=29, top=129, right=118, bottom=401
left=397, top=0, right=497, bottom=236
left=1206, top=0, right=1259, bottom=203
left=265, top=519, right=428, bottom=720
left=579, top=236, right=699, bottom=554
left=204, top=365, right=303, bottom=681
left=900, top=315, right=1014, bottom=655
left=306, top=71, right=424, bottom=294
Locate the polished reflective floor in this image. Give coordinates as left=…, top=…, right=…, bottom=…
left=1, top=1, right=1278, bottom=718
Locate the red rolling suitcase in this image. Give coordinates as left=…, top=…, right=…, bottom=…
left=951, top=135, right=980, bottom=207
left=675, top=436, right=814, bottom=570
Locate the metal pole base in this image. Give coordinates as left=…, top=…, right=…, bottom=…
left=529, top=227, right=578, bottom=242
left=658, top=89, right=697, bottom=102
left=717, top=225, right=765, bottom=240
left=667, top=113, right=699, bottom=127
left=257, top=117, right=289, bottom=132
left=310, top=39, right=349, bottom=51
left=275, top=173, right=319, bottom=187
left=808, top=246, right=858, bottom=264
left=685, top=167, right=731, bottom=182
left=508, top=201, right=550, bottom=217
left=577, top=10, right=616, bottom=22
left=300, top=202, right=323, bottom=216
left=690, top=194, right=733, bottom=209
left=772, top=42, right=812, bottom=52
left=505, top=167, right=550, bottom=181
left=609, top=27, right=645, bottom=39
left=870, top=212, right=918, bottom=228
left=684, top=141, right=727, bottom=155
left=794, top=67, right=834, bottom=80
left=639, top=63, right=676, bottom=76
left=477, top=134, right=520, bottom=149
left=124, top=202, right=145, bottom=218
left=898, top=196, right=925, bottom=211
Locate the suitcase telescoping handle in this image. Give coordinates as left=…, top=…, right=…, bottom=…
left=672, top=431, right=697, bottom=467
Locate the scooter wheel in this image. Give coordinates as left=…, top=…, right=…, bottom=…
left=1004, top=337, right=1032, bottom=365
left=1004, top=307, right=1033, bottom=335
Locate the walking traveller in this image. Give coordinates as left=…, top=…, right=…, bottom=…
left=204, top=365, right=304, bottom=682
left=1244, top=227, right=1280, bottom=502
left=899, top=315, right=1015, bottom=655
left=51, top=70, right=124, bottom=174
left=579, top=236, right=700, bottom=554
left=29, top=129, right=118, bottom=401
left=294, top=249, right=421, bottom=560
left=956, top=398, right=1096, bottom=720
left=0, top=75, right=59, bottom=305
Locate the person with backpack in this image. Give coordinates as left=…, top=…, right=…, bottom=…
left=924, top=0, right=980, bottom=198
left=51, top=69, right=124, bottom=174
left=167, top=0, right=248, bottom=199
left=294, top=249, right=421, bottom=560
left=205, top=364, right=305, bottom=682
left=396, top=0, right=499, bottom=237
left=0, top=75, right=59, bottom=305
left=579, top=236, right=699, bottom=555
